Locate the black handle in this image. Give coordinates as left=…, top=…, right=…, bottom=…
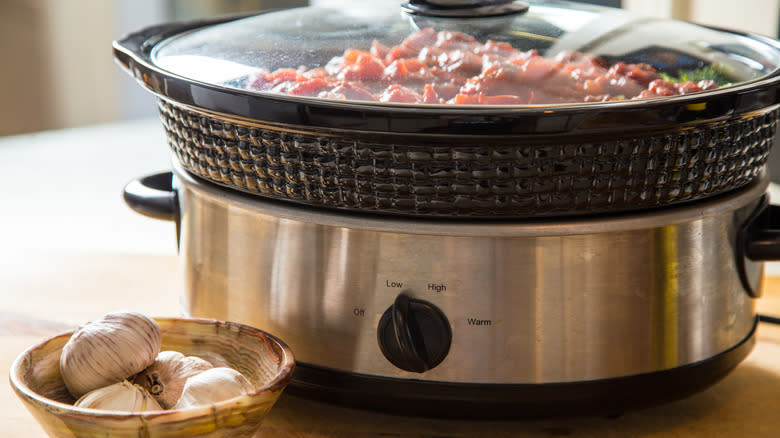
left=123, top=171, right=178, bottom=222
left=402, top=0, right=529, bottom=18
left=737, top=195, right=779, bottom=298
left=743, top=202, right=780, bottom=261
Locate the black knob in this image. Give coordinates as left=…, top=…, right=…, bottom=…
left=402, top=0, right=529, bottom=18
left=414, top=0, right=514, bottom=6
left=377, top=293, right=452, bottom=373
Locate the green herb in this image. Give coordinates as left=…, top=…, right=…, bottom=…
left=659, top=65, right=733, bottom=87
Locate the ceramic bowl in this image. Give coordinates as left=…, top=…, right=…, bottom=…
left=9, top=317, right=295, bottom=438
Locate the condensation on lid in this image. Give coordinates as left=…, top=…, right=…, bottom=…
left=151, top=0, right=780, bottom=106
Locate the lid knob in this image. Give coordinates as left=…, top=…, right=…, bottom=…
left=402, top=0, right=530, bottom=18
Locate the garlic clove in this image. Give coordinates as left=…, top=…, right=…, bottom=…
left=133, top=350, right=214, bottom=409
left=60, top=311, right=162, bottom=399
left=74, top=380, right=162, bottom=412
left=172, top=367, right=253, bottom=410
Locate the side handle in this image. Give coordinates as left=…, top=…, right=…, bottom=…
left=738, top=195, right=780, bottom=298
left=744, top=203, right=780, bottom=261
left=123, top=172, right=178, bottom=222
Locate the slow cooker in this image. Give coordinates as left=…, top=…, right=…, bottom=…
left=115, top=0, right=780, bottom=418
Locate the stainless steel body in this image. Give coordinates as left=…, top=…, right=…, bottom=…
left=175, top=164, right=765, bottom=384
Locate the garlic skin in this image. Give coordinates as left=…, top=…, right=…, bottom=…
left=74, top=380, right=162, bottom=412
left=172, top=367, right=253, bottom=409
left=133, top=350, right=213, bottom=409
left=60, top=311, right=162, bottom=398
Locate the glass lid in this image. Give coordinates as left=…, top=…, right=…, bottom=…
left=151, top=0, right=780, bottom=106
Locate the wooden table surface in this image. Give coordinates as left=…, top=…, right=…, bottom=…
left=2, top=248, right=780, bottom=437
left=3, top=120, right=780, bottom=437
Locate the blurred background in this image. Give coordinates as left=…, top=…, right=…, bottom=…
left=0, top=0, right=778, bottom=136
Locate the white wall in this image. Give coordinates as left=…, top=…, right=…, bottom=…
left=624, top=0, right=779, bottom=37
left=0, top=1, right=167, bottom=135
left=0, top=0, right=777, bottom=136
left=0, top=0, right=303, bottom=136
left=114, top=0, right=169, bottom=121
left=688, top=0, right=779, bottom=37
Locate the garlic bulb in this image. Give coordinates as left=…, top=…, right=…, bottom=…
left=133, top=350, right=214, bottom=409
left=60, top=311, right=162, bottom=398
left=74, top=380, right=162, bottom=411
left=173, top=367, right=253, bottom=409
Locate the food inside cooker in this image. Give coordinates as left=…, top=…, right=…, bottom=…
left=245, top=28, right=723, bottom=104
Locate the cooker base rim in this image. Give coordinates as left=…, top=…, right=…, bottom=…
left=286, top=318, right=757, bottom=419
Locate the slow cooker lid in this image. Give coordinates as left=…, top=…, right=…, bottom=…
left=150, top=0, right=780, bottom=107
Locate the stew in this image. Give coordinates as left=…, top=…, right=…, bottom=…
left=245, top=28, right=719, bottom=104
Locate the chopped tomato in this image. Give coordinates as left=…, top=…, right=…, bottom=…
left=451, top=93, right=482, bottom=104
left=383, top=58, right=431, bottom=82
left=422, top=84, right=440, bottom=104
left=338, top=52, right=385, bottom=81
left=385, top=45, right=417, bottom=64
left=330, top=82, right=377, bottom=101
left=286, top=78, right=332, bottom=96
left=648, top=79, right=677, bottom=95
left=676, top=80, right=717, bottom=94
left=268, top=68, right=301, bottom=85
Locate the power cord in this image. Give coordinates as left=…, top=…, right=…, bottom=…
left=758, top=314, right=780, bottom=325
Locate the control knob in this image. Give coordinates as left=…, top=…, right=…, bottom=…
left=377, top=293, right=452, bottom=373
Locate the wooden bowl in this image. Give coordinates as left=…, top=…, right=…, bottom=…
left=9, top=317, right=295, bottom=438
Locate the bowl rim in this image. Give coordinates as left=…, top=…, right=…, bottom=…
left=8, top=316, right=295, bottom=420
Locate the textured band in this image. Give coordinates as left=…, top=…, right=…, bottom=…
left=158, top=99, right=778, bottom=218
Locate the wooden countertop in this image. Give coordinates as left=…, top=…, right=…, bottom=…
left=3, top=120, right=780, bottom=437
left=2, top=249, right=780, bottom=437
